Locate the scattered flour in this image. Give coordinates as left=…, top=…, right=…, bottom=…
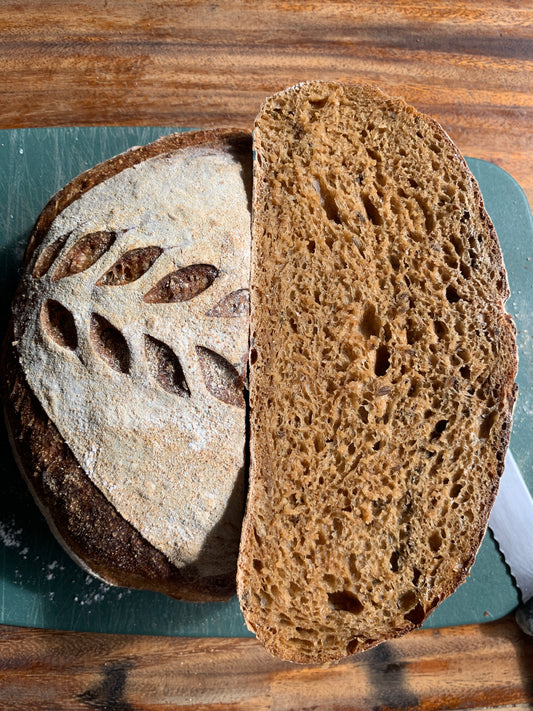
left=73, top=575, right=132, bottom=606
left=1, top=517, right=130, bottom=607
left=0, top=519, right=24, bottom=549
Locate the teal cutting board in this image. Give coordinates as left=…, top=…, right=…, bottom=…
left=0, top=127, right=531, bottom=636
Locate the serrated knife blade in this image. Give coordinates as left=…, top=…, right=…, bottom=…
left=489, top=450, right=533, bottom=635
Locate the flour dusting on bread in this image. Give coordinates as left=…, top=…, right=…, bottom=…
left=10, top=134, right=251, bottom=585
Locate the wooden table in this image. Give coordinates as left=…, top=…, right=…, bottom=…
left=1, top=1, right=532, bottom=708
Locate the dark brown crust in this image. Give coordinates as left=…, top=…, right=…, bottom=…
left=3, top=128, right=252, bottom=602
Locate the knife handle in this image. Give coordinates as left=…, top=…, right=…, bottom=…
left=515, top=597, right=533, bottom=636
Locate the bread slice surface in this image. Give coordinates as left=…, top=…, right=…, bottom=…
left=237, top=82, right=518, bottom=662
left=4, top=129, right=252, bottom=601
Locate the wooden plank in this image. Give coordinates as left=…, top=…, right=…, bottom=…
left=0, top=1, right=531, bottom=204
left=0, top=3, right=532, bottom=708
left=0, top=617, right=532, bottom=710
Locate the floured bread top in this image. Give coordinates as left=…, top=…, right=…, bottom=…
left=13, top=143, right=251, bottom=575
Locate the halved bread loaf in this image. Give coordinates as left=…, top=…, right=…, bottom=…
left=237, top=82, right=518, bottom=662
left=3, top=129, right=252, bottom=601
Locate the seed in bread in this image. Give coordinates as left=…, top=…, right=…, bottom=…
left=237, top=81, right=518, bottom=663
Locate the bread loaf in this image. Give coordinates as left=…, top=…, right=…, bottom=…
left=237, top=81, right=518, bottom=662
left=3, top=129, right=252, bottom=601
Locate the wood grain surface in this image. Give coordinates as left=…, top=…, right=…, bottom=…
left=1, top=0, right=532, bottom=205
left=1, top=2, right=532, bottom=708
left=1, top=616, right=533, bottom=710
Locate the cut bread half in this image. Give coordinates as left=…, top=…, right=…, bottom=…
left=237, top=81, right=518, bottom=662
left=3, top=129, right=252, bottom=601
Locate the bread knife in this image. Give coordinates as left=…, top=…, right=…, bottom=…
left=489, top=450, right=533, bottom=635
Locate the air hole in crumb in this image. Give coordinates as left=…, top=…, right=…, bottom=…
left=404, top=602, right=425, bottom=625
left=249, top=347, right=258, bottom=365
left=288, top=636, right=313, bottom=649
left=430, top=419, right=448, bottom=440
left=348, top=554, right=359, bottom=578
left=328, top=590, right=364, bottom=615
left=375, top=344, right=390, bottom=376
left=429, top=531, right=443, bottom=552
left=144, top=334, right=190, bottom=397
left=314, top=179, right=342, bottom=225
left=454, top=319, right=465, bottom=336
left=358, top=405, right=369, bottom=424
left=450, top=483, right=462, bottom=498
left=390, top=550, right=400, bottom=572
left=314, top=433, right=325, bottom=453
left=460, top=262, right=471, bottom=280
left=446, top=285, right=461, bottom=303
left=362, top=195, right=383, bottom=226
left=333, top=518, right=343, bottom=536
left=459, top=365, right=471, bottom=379
left=360, top=304, right=381, bottom=338
left=41, top=299, right=78, bottom=350
left=91, top=314, right=130, bottom=374
left=308, top=96, right=328, bottom=110
left=433, top=320, right=447, bottom=339
left=346, top=638, right=360, bottom=655
left=408, top=379, right=421, bottom=397
left=416, top=198, right=435, bottom=233
left=399, top=590, right=417, bottom=611
left=253, top=559, right=263, bottom=572
left=479, top=411, right=497, bottom=440
left=307, top=240, right=316, bottom=254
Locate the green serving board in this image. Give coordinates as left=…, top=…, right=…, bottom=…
left=0, top=127, right=531, bottom=637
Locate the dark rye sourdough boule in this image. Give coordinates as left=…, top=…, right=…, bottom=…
left=3, top=129, right=252, bottom=601
left=237, top=81, right=518, bottom=663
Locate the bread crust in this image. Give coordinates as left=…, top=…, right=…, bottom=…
left=238, top=81, right=518, bottom=662
left=3, top=128, right=252, bottom=601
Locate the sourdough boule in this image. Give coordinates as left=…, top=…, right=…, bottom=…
left=3, top=129, right=252, bottom=601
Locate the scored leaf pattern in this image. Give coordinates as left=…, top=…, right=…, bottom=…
left=33, top=231, right=72, bottom=279
left=206, top=289, right=250, bottom=318
left=52, top=231, right=117, bottom=281
left=196, top=346, right=245, bottom=409
left=143, top=264, right=219, bottom=303
left=90, top=313, right=131, bottom=374
left=96, top=246, right=163, bottom=286
left=144, top=334, right=190, bottom=397
left=36, top=231, right=248, bottom=406
left=41, top=299, right=78, bottom=350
